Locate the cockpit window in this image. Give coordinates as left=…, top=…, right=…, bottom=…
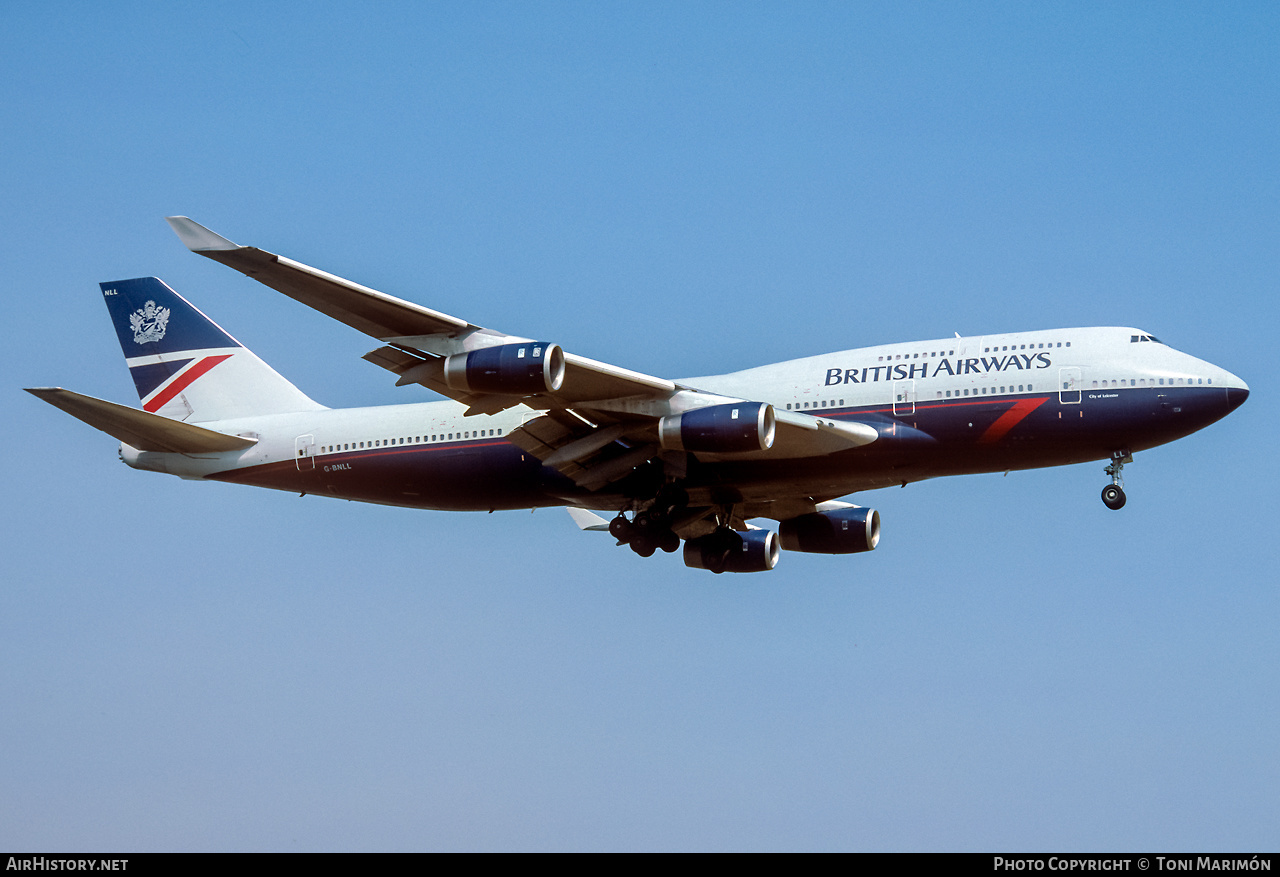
left=1131, top=334, right=1163, bottom=344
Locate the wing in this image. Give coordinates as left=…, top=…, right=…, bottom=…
left=166, top=216, right=674, bottom=406
left=167, top=217, right=877, bottom=493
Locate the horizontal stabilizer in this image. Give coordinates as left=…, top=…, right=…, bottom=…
left=566, top=507, right=612, bottom=532
left=26, top=388, right=257, bottom=454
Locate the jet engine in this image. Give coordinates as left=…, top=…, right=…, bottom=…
left=683, top=528, right=781, bottom=573
left=659, top=402, right=775, bottom=454
left=443, top=342, right=565, bottom=395
left=778, top=507, right=880, bottom=554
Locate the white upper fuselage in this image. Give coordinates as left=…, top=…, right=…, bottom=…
left=123, top=327, right=1247, bottom=493
left=689, top=327, right=1244, bottom=408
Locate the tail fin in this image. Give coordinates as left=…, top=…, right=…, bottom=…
left=101, top=277, right=324, bottom=422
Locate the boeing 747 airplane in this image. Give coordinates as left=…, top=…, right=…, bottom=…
left=28, top=217, right=1250, bottom=573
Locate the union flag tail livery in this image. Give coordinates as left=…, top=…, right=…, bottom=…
left=100, top=277, right=322, bottom=422
left=26, top=218, right=1250, bottom=574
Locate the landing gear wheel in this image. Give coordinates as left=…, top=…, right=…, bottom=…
left=659, top=529, right=680, bottom=554
left=646, top=507, right=671, bottom=529
left=609, top=515, right=634, bottom=543
left=1101, top=484, right=1126, bottom=510
left=634, top=510, right=660, bottom=531
left=1101, top=449, right=1132, bottom=511
left=631, top=535, right=657, bottom=558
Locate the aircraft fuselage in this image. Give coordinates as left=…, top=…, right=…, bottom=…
left=123, top=325, right=1247, bottom=512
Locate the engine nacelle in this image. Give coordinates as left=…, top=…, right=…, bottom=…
left=659, top=402, right=775, bottom=454
left=778, top=507, right=880, bottom=554
left=443, top=342, right=565, bottom=395
left=683, top=529, right=780, bottom=573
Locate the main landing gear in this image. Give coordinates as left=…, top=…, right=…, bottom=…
left=1101, top=450, right=1132, bottom=510
left=609, top=485, right=689, bottom=558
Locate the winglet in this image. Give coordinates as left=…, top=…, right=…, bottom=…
left=165, top=216, right=240, bottom=252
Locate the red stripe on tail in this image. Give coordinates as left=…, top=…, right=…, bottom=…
left=143, top=354, right=233, bottom=413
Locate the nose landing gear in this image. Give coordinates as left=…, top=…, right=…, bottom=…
left=1101, top=483, right=1126, bottom=510
left=1101, top=450, right=1132, bottom=510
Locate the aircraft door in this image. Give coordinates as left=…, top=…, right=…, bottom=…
left=893, top=380, right=916, bottom=416
left=1059, top=368, right=1081, bottom=404
left=295, top=434, right=316, bottom=470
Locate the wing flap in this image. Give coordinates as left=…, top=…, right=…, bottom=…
left=507, top=411, right=597, bottom=483
left=508, top=411, right=661, bottom=489
left=26, top=388, right=257, bottom=453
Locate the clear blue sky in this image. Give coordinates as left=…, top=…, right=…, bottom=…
left=3, top=2, right=1276, bottom=851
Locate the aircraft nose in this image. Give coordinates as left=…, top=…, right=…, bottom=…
left=1226, top=385, right=1249, bottom=412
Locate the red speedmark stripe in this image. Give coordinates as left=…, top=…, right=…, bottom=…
left=978, top=396, right=1047, bottom=444
left=143, top=354, right=233, bottom=412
